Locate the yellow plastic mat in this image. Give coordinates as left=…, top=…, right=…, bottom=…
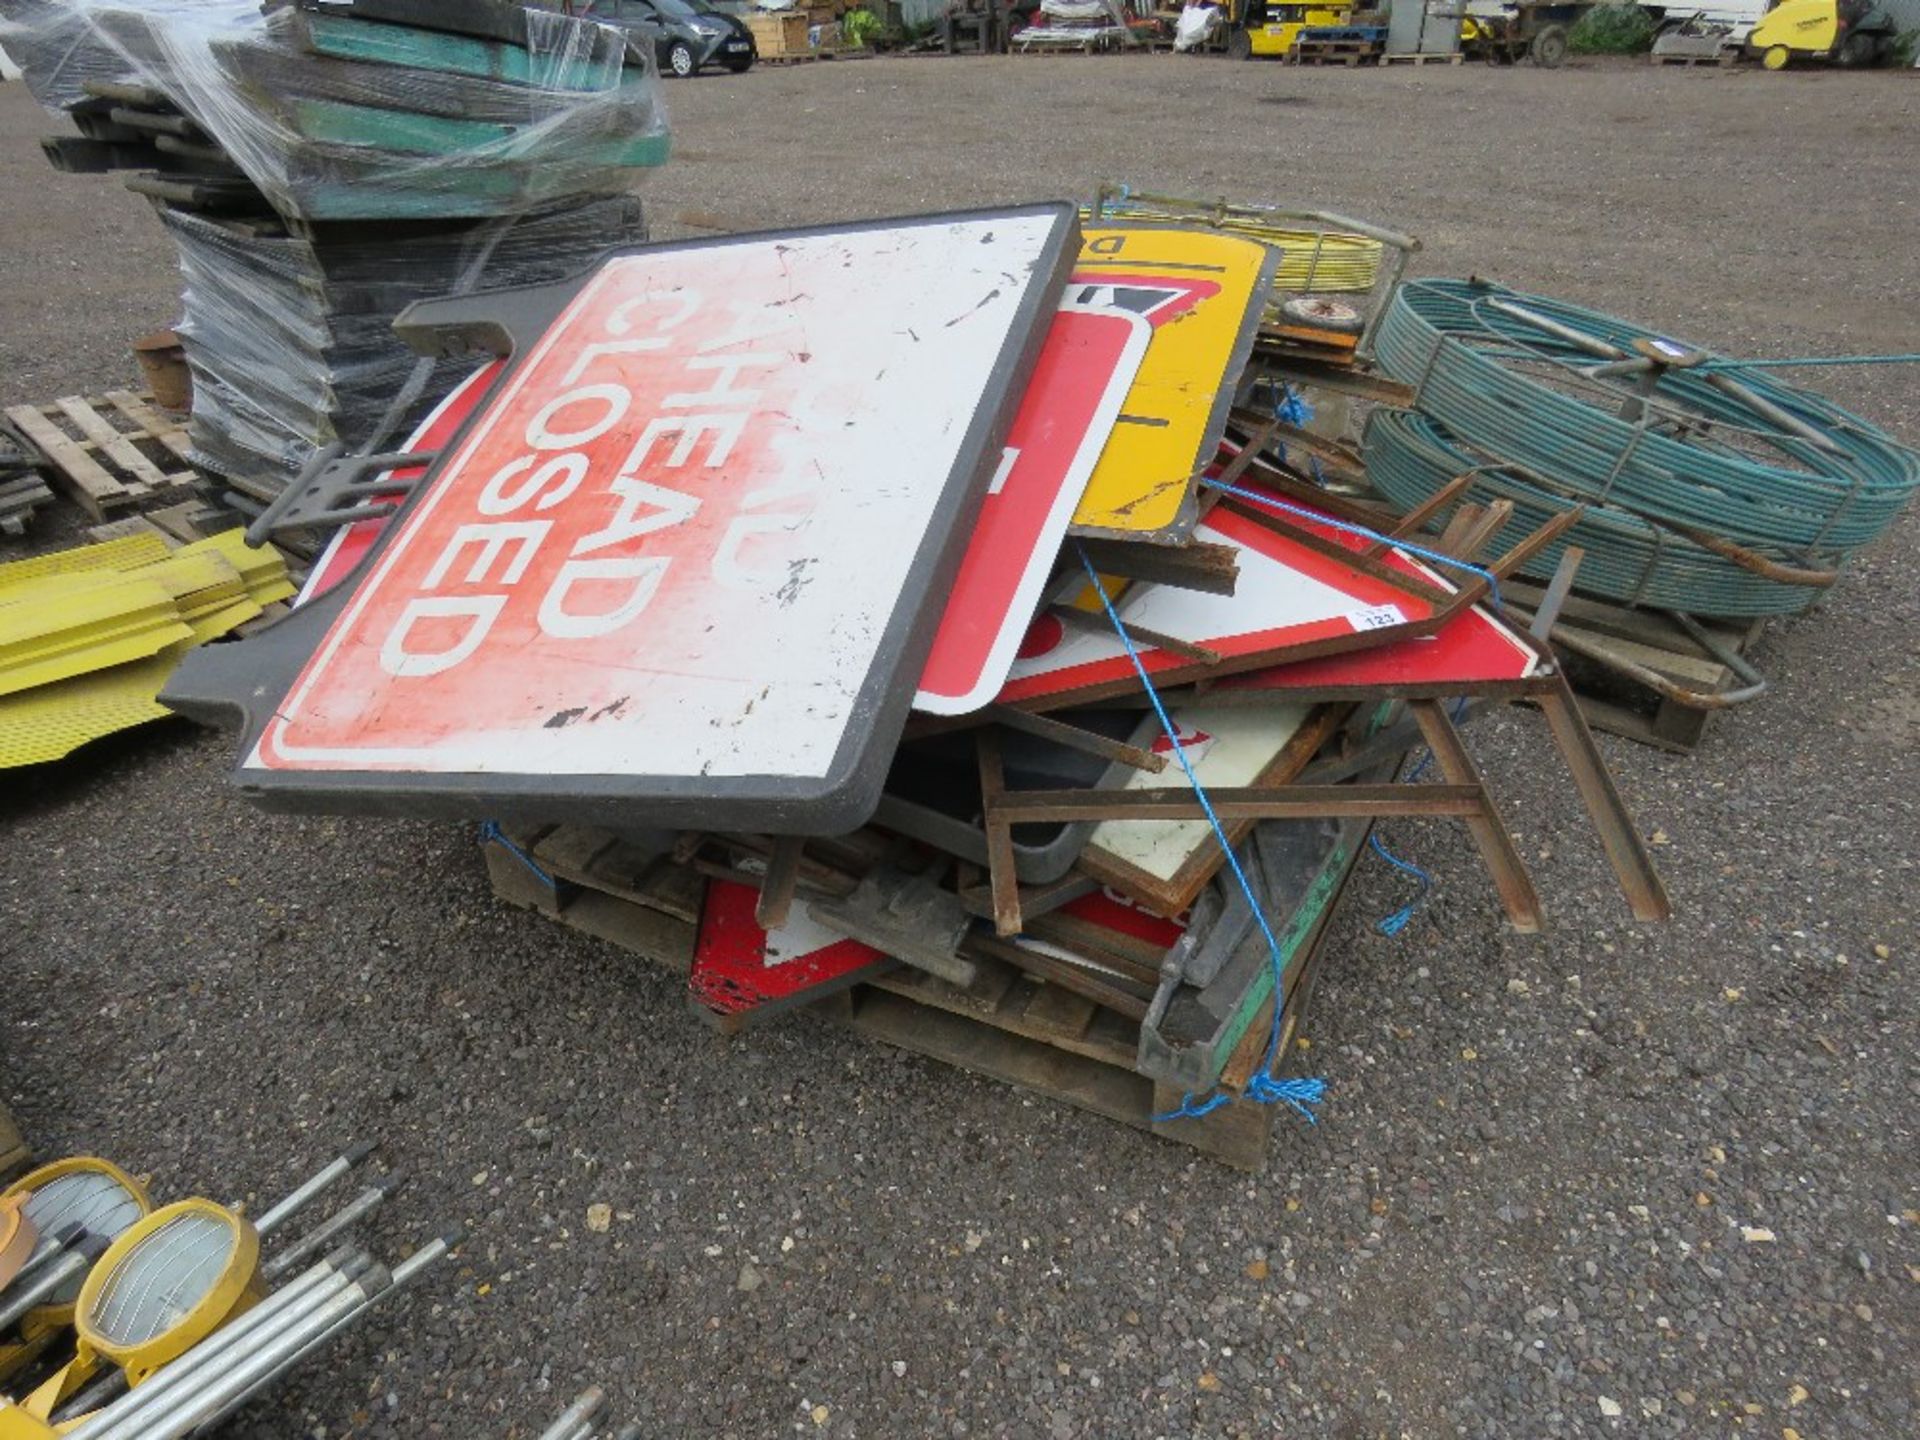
left=0, top=534, right=171, bottom=595
left=0, top=530, right=290, bottom=765
left=0, top=646, right=185, bottom=768
left=0, top=578, right=192, bottom=700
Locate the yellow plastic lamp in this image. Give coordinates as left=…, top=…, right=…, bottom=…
left=0, top=1160, right=150, bottom=1378
left=14, top=1200, right=263, bottom=1423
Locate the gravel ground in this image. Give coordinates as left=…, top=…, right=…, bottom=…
left=2, top=55, right=1918, bottom=1440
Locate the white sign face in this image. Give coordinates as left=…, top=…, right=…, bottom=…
left=1086, top=703, right=1312, bottom=882
left=997, top=504, right=1439, bottom=707
left=245, top=213, right=1068, bottom=784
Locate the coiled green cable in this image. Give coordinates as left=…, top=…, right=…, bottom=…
left=1364, top=409, right=1814, bottom=616
left=1374, top=279, right=1920, bottom=575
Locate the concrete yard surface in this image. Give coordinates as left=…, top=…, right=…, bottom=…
left=1, top=56, right=1917, bottom=1440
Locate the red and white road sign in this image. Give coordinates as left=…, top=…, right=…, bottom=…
left=297, top=362, right=504, bottom=607
left=689, top=879, right=891, bottom=1018
left=1209, top=495, right=1540, bottom=694
left=995, top=503, right=1444, bottom=707
left=306, top=299, right=1151, bottom=723
left=913, top=297, right=1148, bottom=716
left=248, top=212, right=1068, bottom=786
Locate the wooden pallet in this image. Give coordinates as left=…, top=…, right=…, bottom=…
left=1505, top=578, right=1765, bottom=754
left=1011, top=31, right=1144, bottom=54
left=757, top=50, right=821, bottom=64
left=1286, top=38, right=1382, bottom=65
left=1380, top=49, right=1462, bottom=64
left=480, top=823, right=1351, bottom=1168
left=2, top=391, right=196, bottom=521
left=0, top=473, right=54, bottom=538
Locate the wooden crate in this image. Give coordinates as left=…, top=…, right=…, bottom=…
left=748, top=11, right=813, bottom=55
left=480, top=823, right=1357, bottom=1169
left=3, top=391, right=196, bottom=521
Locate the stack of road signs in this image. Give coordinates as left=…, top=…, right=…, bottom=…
left=164, top=202, right=1671, bottom=1116
left=2, top=0, right=667, bottom=513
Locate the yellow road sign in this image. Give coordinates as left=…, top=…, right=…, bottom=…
left=1068, top=226, right=1274, bottom=543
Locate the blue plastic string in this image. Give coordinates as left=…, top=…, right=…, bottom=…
left=1074, top=547, right=1326, bottom=1126
left=478, top=820, right=556, bottom=889
left=1272, top=382, right=1313, bottom=430
left=1203, top=478, right=1505, bottom=614
left=1367, top=834, right=1431, bottom=936
left=1365, top=699, right=1468, bottom=935
left=1700, top=353, right=1920, bottom=371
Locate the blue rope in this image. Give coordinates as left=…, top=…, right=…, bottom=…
left=1204, top=478, right=1505, bottom=614
left=1074, top=546, right=1325, bottom=1126
left=1701, top=353, right=1920, bottom=371
left=1367, top=834, right=1431, bottom=936
left=1364, top=698, right=1468, bottom=935
left=1272, top=383, right=1313, bottom=430
left=478, top=820, right=555, bottom=889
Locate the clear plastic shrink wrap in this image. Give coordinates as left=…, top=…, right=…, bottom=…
left=0, top=1, right=667, bottom=506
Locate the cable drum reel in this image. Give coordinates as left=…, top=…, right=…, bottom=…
left=0, top=1160, right=151, bottom=1375
left=1373, top=278, right=1920, bottom=592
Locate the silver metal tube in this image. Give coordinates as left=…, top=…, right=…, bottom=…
left=127, top=1282, right=382, bottom=1438
left=262, top=1173, right=405, bottom=1282
left=184, top=1229, right=462, bottom=1434
left=1703, top=370, right=1844, bottom=454
left=67, top=1256, right=367, bottom=1440
left=251, top=1141, right=376, bottom=1237
left=50, top=1370, right=128, bottom=1425
left=12, top=1222, right=84, bottom=1286
left=1484, top=298, right=1626, bottom=360
left=69, top=1283, right=361, bottom=1440
left=0, top=1250, right=90, bottom=1329
left=540, top=1389, right=607, bottom=1440
left=1293, top=207, right=1421, bottom=251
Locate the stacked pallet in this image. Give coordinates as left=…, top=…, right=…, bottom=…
left=2, top=391, right=193, bottom=522
left=158, top=196, right=647, bottom=508
left=0, top=0, right=664, bottom=514
left=0, top=418, right=53, bottom=537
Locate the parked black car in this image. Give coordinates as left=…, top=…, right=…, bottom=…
left=579, top=0, right=757, bottom=76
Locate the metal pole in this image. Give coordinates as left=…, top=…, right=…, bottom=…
left=58, top=1259, right=358, bottom=1427
left=251, top=1141, right=376, bottom=1237
left=1483, top=297, right=1625, bottom=360
left=66, top=1255, right=368, bottom=1440
left=123, top=1280, right=383, bottom=1439
left=1, top=1223, right=84, bottom=1301
left=540, top=1389, right=607, bottom=1440
left=183, top=1228, right=462, bottom=1434
left=262, top=1173, right=406, bottom=1283
left=0, top=1240, right=104, bottom=1330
